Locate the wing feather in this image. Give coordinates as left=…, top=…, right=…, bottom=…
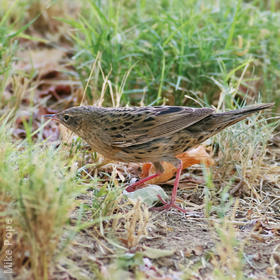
left=100, top=106, right=215, bottom=147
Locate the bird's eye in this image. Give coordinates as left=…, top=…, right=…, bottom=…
left=63, top=115, right=70, bottom=121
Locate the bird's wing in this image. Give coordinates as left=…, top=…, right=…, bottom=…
left=100, top=106, right=215, bottom=147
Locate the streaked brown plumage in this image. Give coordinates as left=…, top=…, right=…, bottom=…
left=45, top=103, right=273, bottom=212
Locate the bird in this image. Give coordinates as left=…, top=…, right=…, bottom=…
left=44, top=103, right=273, bottom=213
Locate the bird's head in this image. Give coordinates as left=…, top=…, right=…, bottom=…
left=44, top=106, right=92, bottom=135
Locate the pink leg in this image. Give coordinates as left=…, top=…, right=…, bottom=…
left=125, top=173, right=160, bottom=192
left=152, top=160, right=187, bottom=213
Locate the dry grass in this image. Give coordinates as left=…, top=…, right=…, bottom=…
left=0, top=1, right=279, bottom=279
left=213, top=113, right=278, bottom=196
left=0, top=125, right=82, bottom=279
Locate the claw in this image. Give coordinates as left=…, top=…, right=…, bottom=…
left=150, top=199, right=187, bottom=213
left=126, top=159, right=187, bottom=213
left=150, top=160, right=187, bottom=213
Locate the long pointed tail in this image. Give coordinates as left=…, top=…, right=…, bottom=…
left=187, top=103, right=274, bottom=141
left=212, top=103, right=274, bottom=127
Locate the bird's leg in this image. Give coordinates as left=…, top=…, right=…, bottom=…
left=125, top=173, right=160, bottom=192
left=152, top=159, right=187, bottom=213
left=125, top=162, right=163, bottom=192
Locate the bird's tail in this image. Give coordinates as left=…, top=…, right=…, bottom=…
left=186, top=103, right=274, bottom=142
left=212, top=103, right=274, bottom=127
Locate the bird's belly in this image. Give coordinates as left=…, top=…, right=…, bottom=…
left=112, top=141, right=164, bottom=163
left=87, top=140, right=149, bottom=163
left=86, top=138, right=120, bottom=160
left=88, top=133, right=198, bottom=163
left=113, top=135, right=197, bottom=163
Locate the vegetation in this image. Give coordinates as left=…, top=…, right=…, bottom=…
left=0, top=0, right=279, bottom=279
left=65, top=0, right=280, bottom=107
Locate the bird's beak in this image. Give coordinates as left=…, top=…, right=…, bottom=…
left=43, top=114, right=59, bottom=121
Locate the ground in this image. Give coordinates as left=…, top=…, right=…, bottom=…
left=0, top=1, right=280, bottom=280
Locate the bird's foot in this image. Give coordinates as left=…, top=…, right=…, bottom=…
left=150, top=195, right=187, bottom=213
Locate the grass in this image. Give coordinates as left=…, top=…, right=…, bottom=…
left=0, top=119, right=83, bottom=279
left=213, top=112, right=277, bottom=195
left=0, top=0, right=279, bottom=279
left=63, top=0, right=280, bottom=107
